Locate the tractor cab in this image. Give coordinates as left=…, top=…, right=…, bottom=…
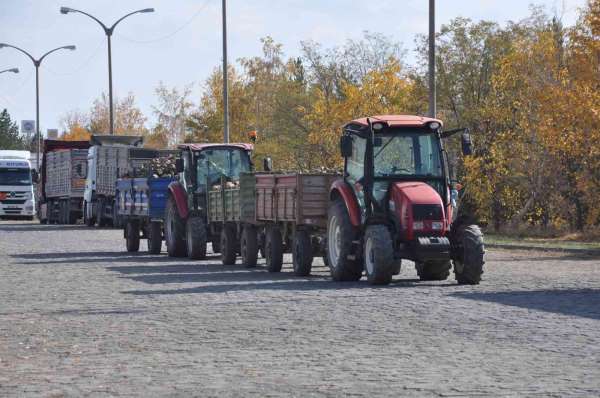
left=328, top=115, right=483, bottom=286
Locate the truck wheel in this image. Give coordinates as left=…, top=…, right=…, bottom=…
left=240, top=225, right=258, bottom=267
left=211, top=239, right=221, bottom=254
left=112, top=199, right=122, bottom=228
left=186, top=217, right=207, bottom=260
left=327, top=200, right=362, bottom=282
left=165, top=196, right=187, bottom=257
left=453, top=225, right=485, bottom=285
left=126, top=221, right=140, bottom=252
left=147, top=221, right=163, bottom=254
left=293, top=230, right=313, bottom=276
left=221, top=223, right=237, bottom=265
left=83, top=202, right=94, bottom=227
left=96, top=199, right=106, bottom=227
left=363, top=225, right=394, bottom=285
left=265, top=226, right=283, bottom=273
left=415, top=260, right=450, bottom=281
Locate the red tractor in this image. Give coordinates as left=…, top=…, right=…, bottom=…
left=326, top=115, right=484, bottom=285
left=164, top=143, right=254, bottom=259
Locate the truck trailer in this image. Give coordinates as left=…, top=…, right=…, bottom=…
left=37, top=140, right=90, bottom=224
left=0, top=150, right=36, bottom=220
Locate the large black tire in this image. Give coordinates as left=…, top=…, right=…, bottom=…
left=326, top=199, right=362, bottom=282
left=415, top=260, right=451, bottom=281
left=293, top=230, right=313, bottom=276
left=147, top=221, right=163, bottom=254
left=84, top=202, right=94, bottom=227
left=211, top=239, right=221, bottom=254
left=220, top=223, right=238, bottom=265
left=240, top=225, right=258, bottom=267
left=186, top=217, right=207, bottom=260
left=126, top=220, right=140, bottom=252
left=112, top=198, right=122, bottom=228
left=453, top=225, right=485, bottom=285
left=265, top=226, right=283, bottom=273
left=363, top=225, right=394, bottom=285
left=96, top=199, right=108, bottom=227
left=165, top=196, right=187, bottom=257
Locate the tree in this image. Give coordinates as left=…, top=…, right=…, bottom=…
left=153, top=82, right=194, bottom=147
left=0, top=109, right=25, bottom=150
left=89, top=93, right=147, bottom=135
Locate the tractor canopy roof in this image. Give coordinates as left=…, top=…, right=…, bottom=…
left=178, top=143, right=254, bottom=152
left=346, top=115, right=443, bottom=130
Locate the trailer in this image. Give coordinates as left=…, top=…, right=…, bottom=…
left=116, top=176, right=175, bottom=253
left=38, top=140, right=90, bottom=224
left=83, top=135, right=159, bottom=228
left=207, top=173, right=339, bottom=275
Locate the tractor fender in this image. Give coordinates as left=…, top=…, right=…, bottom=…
left=168, top=181, right=189, bottom=220
left=330, top=180, right=361, bottom=227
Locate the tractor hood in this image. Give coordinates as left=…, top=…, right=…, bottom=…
left=390, top=181, right=447, bottom=239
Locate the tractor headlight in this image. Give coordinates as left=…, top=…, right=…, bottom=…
left=432, top=221, right=443, bottom=231
left=413, top=221, right=424, bottom=230
left=429, top=122, right=441, bottom=130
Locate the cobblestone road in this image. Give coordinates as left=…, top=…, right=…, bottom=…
left=1, top=221, right=599, bottom=397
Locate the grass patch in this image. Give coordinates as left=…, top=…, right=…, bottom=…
left=485, top=234, right=600, bottom=251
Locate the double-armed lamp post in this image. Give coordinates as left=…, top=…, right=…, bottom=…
left=60, top=7, right=155, bottom=135
left=0, top=43, right=76, bottom=169
left=0, top=68, right=19, bottom=75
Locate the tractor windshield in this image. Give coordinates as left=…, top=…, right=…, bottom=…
left=373, top=132, right=442, bottom=178
left=196, top=148, right=251, bottom=188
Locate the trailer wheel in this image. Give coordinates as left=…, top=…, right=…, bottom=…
left=147, top=221, right=163, bottom=254
left=186, top=217, right=207, bottom=260
left=240, top=225, right=258, bottom=267
left=112, top=198, right=122, bottom=228
left=415, top=260, right=450, bottom=281
left=165, top=196, right=187, bottom=257
left=126, top=220, right=140, bottom=252
left=221, top=223, right=237, bottom=265
left=96, top=199, right=107, bottom=227
left=265, top=226, right=283, bottom=273
left=453, top=225, right=485, bottom=285
left=293, top=230, right=313, bottom=276
left=363, top=225, right=394, bottom=285
left=327, top=200, right=362, bottom=282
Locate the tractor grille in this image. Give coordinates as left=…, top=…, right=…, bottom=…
left=413, top=204, right=443, bottom=221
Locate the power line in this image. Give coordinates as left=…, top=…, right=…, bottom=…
left=42, top=39, right=105, bottom=77
left=116, top=0, right=213, bottom=44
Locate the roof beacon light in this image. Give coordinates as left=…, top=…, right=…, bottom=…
left=372, top=122, right=384, bottom=131
left=429, top=122, right=441, bottom=130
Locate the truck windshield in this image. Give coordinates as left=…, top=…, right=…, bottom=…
left=0, top=168, right=32, bottom=186
left=374, top=133, right=442, bottom=178
left=197, top=148, right=251, bottom=187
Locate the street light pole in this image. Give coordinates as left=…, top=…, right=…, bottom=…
left=0, top=43, right=75, bottom=170
left=428, top=0, right=436, bottom=118
left=222, top=0, right=230, bottom=143
left=60, top=7, right=155, bottom=135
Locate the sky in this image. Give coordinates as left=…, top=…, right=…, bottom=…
left=0, top=0, right=588, bottom=136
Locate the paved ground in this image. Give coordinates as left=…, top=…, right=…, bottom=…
left=0, top=220, right=599, bottom=397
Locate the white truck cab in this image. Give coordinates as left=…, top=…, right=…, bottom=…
left=0, top=150, right=36, bottom=219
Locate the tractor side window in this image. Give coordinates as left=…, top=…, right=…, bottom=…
left=347, top=135, right=366, bottom=183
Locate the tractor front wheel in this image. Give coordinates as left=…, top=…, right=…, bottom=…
left=363, top=225, right=394, bottom=285
left=453, top=225, right=485, bottom=285
left=415, top=260, right=451, bottom=281
left=326, top=200, right=362, bottom=282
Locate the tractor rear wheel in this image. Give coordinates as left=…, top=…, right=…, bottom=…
left=293, top=230, right=313, bottom=276
left=220, top=223, right=238, bottom=265
left=240, top=225, right=258, bottom=267
left=125, top=220, right=140, bottom=252
left=265, top=226, right=283, bottom=273
left=363, top=225, right=394, bottom=285
left=147, top=221, right=163, bottom=254
left=453, top=225, right=485, bottom=285
left=326, top=200, right=362, bottom=282
left=415, top=260, right=451, bottom=281
left=165, top=196, right=187, bottom=257
left=186, top=217, right=207, bottom=260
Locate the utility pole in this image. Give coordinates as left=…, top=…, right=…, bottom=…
left=428, top=0, right=436, bottom=118
left=222, top=0, right=230, bottom=143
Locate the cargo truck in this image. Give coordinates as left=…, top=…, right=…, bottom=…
left=0, top=150, right=37, bottom=220
left=83, top=135, right=158, bottom=227
left=37, top=140, right=90, bottom=224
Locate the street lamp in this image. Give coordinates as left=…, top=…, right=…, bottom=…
left=0, top=68, right=19, bottom=74
left=0, top=43, right=76, bottom=170
left=60, top=6, right=155, bottom=135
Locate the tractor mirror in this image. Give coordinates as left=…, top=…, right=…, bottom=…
left=175, top=158, right=184, bottom=173
left=263, top=157, right=273, bottom=172
left=340, top=135, right=353, bottom=158
left=461, top=132, right=473, bottom=156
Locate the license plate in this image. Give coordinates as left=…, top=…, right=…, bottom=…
left=7, top=206, right=20, bottom=209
